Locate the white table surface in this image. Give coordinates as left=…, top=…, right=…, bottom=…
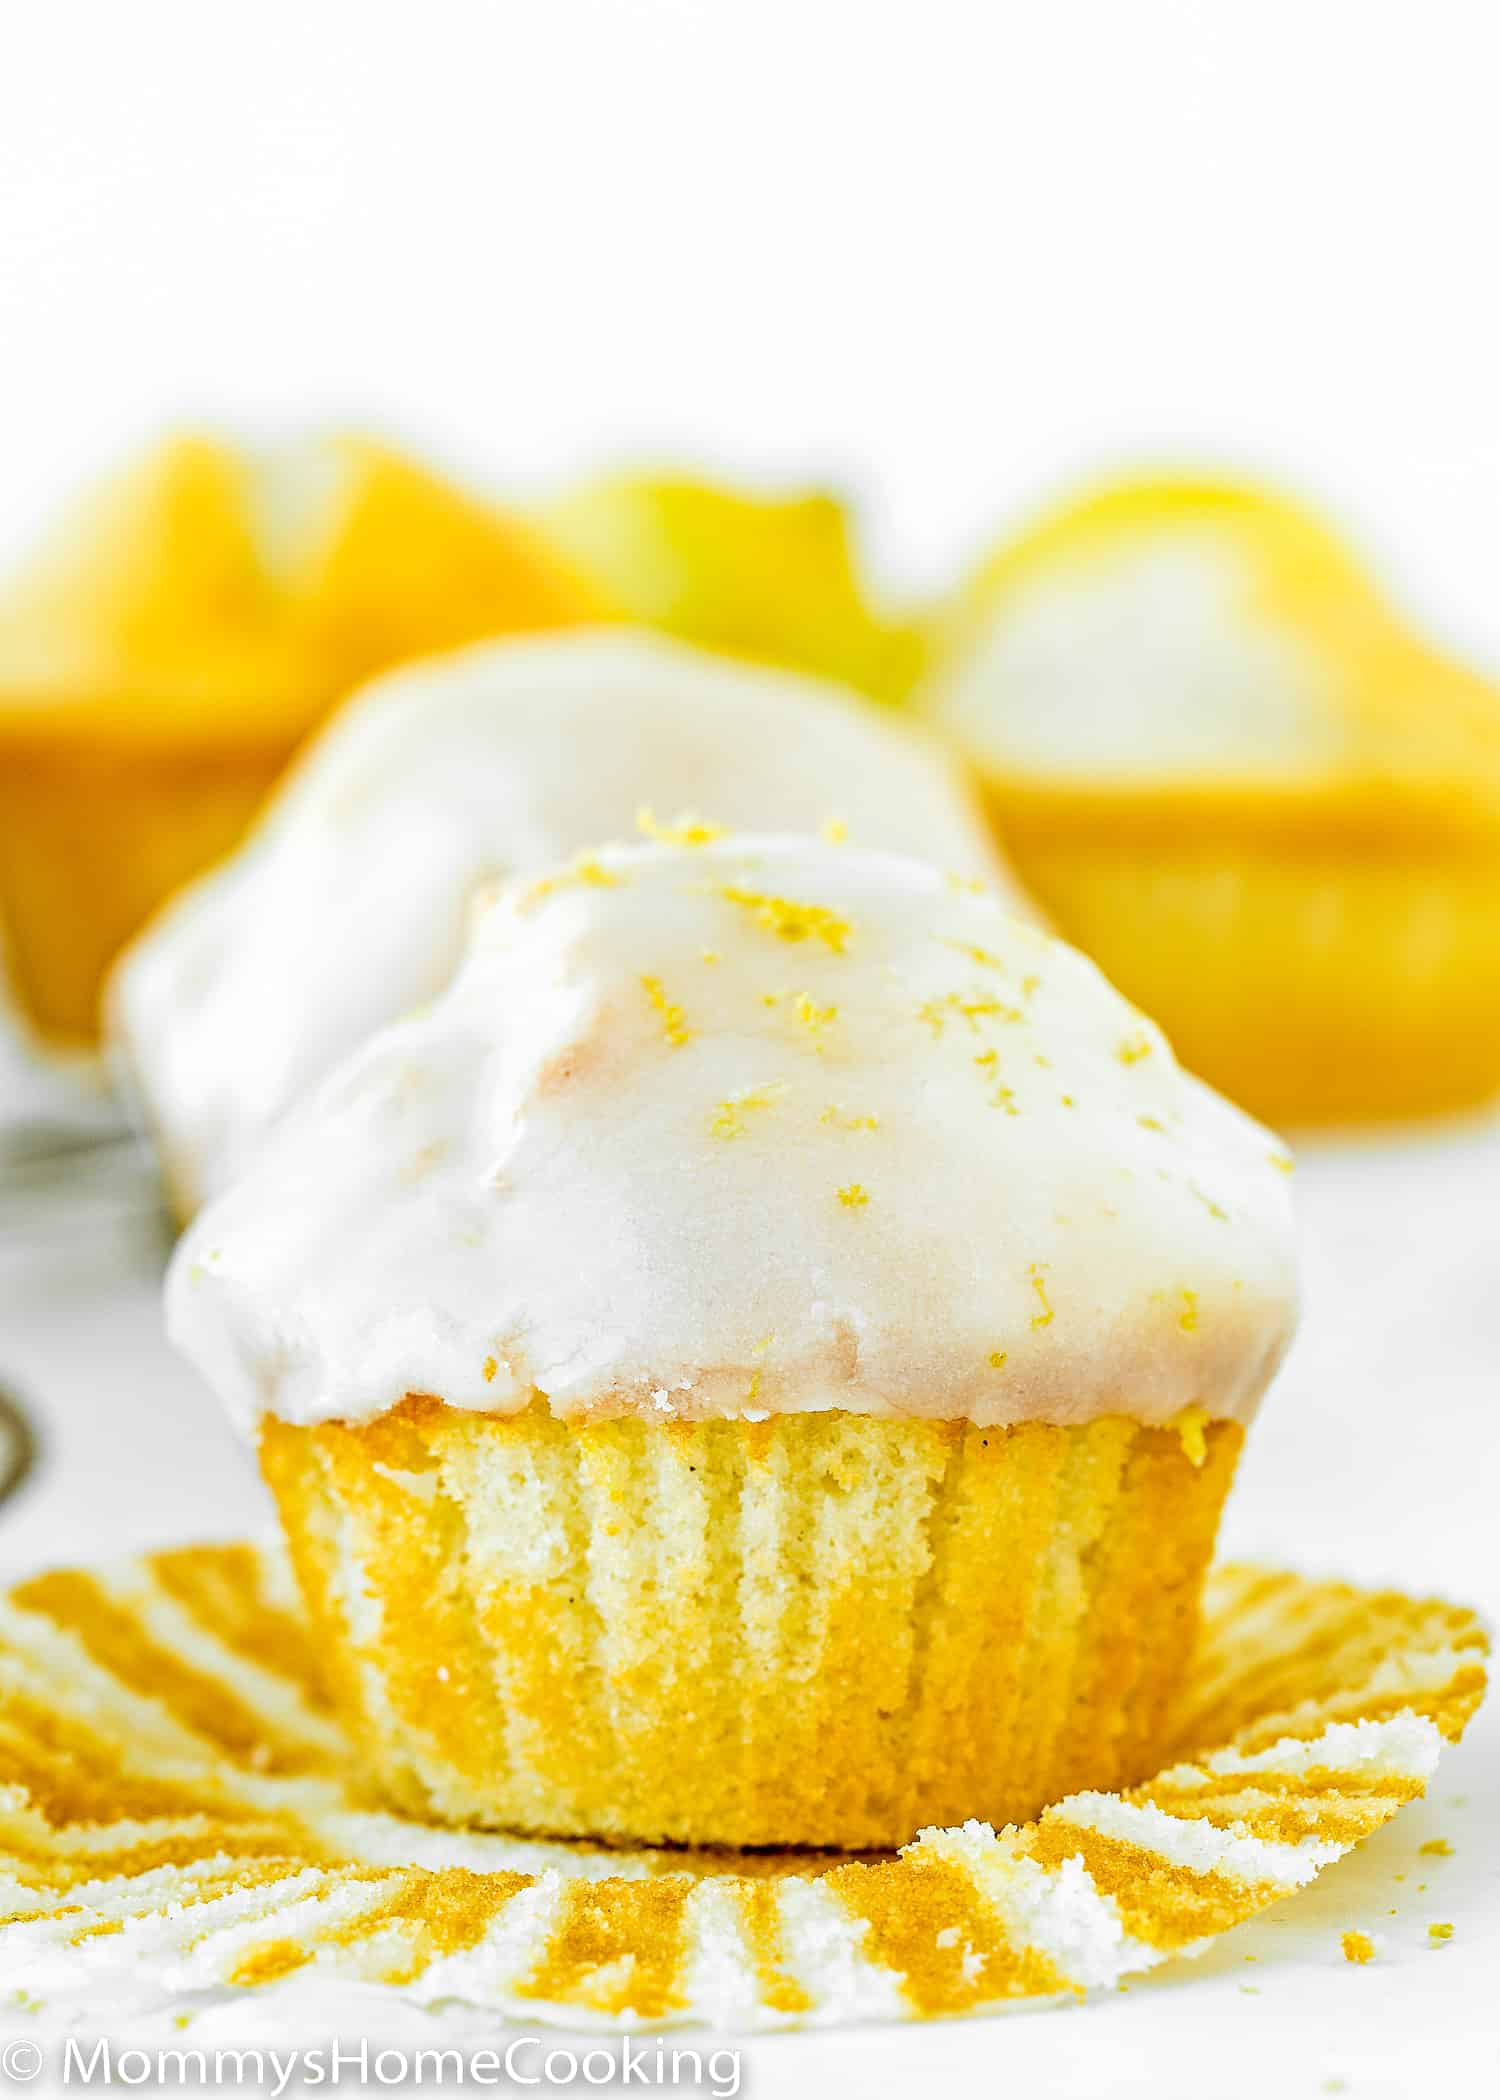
left=0, top=1118, right=1496, bottom=2094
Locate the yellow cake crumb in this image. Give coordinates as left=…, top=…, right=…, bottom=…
left=637, top=805, right=725, bottom=847
left=1117, top=1033, right=1153, bottom=1065
left=821, top=814, right=849, bottom=844
left=837, top=1182, right=869, bottom=1209
left=482, top=1356, right=498, bottom=1384
left=1179, top=1289, right=1200, bottom=1334
left=1428, top=1921, right=1454, bottom=1942
left=640, top=974, right=691, bottom=1048
left=989, top=1350, right=1008, bottom=1369
left=1341, top=1931, right=1376, bottom=1964
left=701, top=948, right=721, bottom=965
left=1418, top=1837, right=1453, bottom=1857
left=720, top=884, right=851, bottom=952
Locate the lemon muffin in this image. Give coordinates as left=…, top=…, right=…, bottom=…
left=112, top=630, right=1015, bottom=1214
left=0, top=433, right=601, bottom=1044
left=167, top=836, right=1297, bottom=1849
left=546, top=468, right=924, bottom=703
left=918, top=474, right=1500, bottom=1123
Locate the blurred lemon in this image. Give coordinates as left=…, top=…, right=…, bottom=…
left=0, top=433, right=602, bottom=1043
left=919, top=473, right=1500, bottom=1123
left=546, top=469, right=923, bottom=704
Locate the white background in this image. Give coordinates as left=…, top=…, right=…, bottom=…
left=2, top=4, right=1499, bottom=2091
left=1, top=0, right=1499, bottom=652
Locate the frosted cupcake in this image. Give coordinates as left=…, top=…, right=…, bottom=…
left=0, top=433, right=600, bottom=1043
left=918, top=473, right=1500, bottom=1124
left=113, top=630, right=1012, bottom=1212
left=168, top=836, right=1296, bottom=1849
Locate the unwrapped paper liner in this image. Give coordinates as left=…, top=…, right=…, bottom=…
left=0, top=1545, right=1487, bottom=2028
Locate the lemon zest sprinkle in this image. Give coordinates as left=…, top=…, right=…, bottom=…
left=821, top=1104, right=880, bottom=1130
left=942, top=938, right=1005, bottom=970
left=1028, top=1263, right=1054, bottom=1329
left=640, top=974, right=691, bottom=1048
left=1341, top=1931, right=1376, bottom=1965
left=822, top=814, right=849, bottom=844
left=1179, top=1289, right=1200, bottom=1334
left=524, top=853, right=623, bottom=909
left=710, top=1082, right=789, bottom=1139
left=988, top=1350, right=1008, bottom=1370
left=917, top=991, right=1022, bottom=1036
left=837, top=1182, right=870, bottom=1209
left=482, top=1356, right=498, bottom=1384
left=1191, top=1182, right=1229, bottom=1221
left=1171, top=1403, right=1211, bottom=1466
left=637, top=805, right=725, bottom=847
left=720, top=885, right=851, bottom=952
left=794, top=992, right=838, bottom=1044
left=972, top=1047, right=1017, bottom=1112
left=1117, top=1033, right=1153, bottom=1065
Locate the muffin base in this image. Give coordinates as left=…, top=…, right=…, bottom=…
left=0, top=726, right=298, bottom=1044
left=260, top=1399, right=1241, bottom=1850
left=988, top=783, right=1500, bottom=1125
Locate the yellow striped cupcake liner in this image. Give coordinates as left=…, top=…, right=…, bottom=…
left=0, top=1545, right=1486, bottom=2028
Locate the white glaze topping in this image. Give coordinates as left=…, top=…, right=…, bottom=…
left=112, top=630, right=1010, bottom=1205
left=923, top=532, right=1346, bottom=784
left=168, top=837, right=1298, bottom=1435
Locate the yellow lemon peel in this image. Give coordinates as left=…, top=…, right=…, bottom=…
left=640, top=975, right=691, bottom=1048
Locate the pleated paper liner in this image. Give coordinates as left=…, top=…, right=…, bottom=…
left=0, top=1545, right=1486, bottom=2029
